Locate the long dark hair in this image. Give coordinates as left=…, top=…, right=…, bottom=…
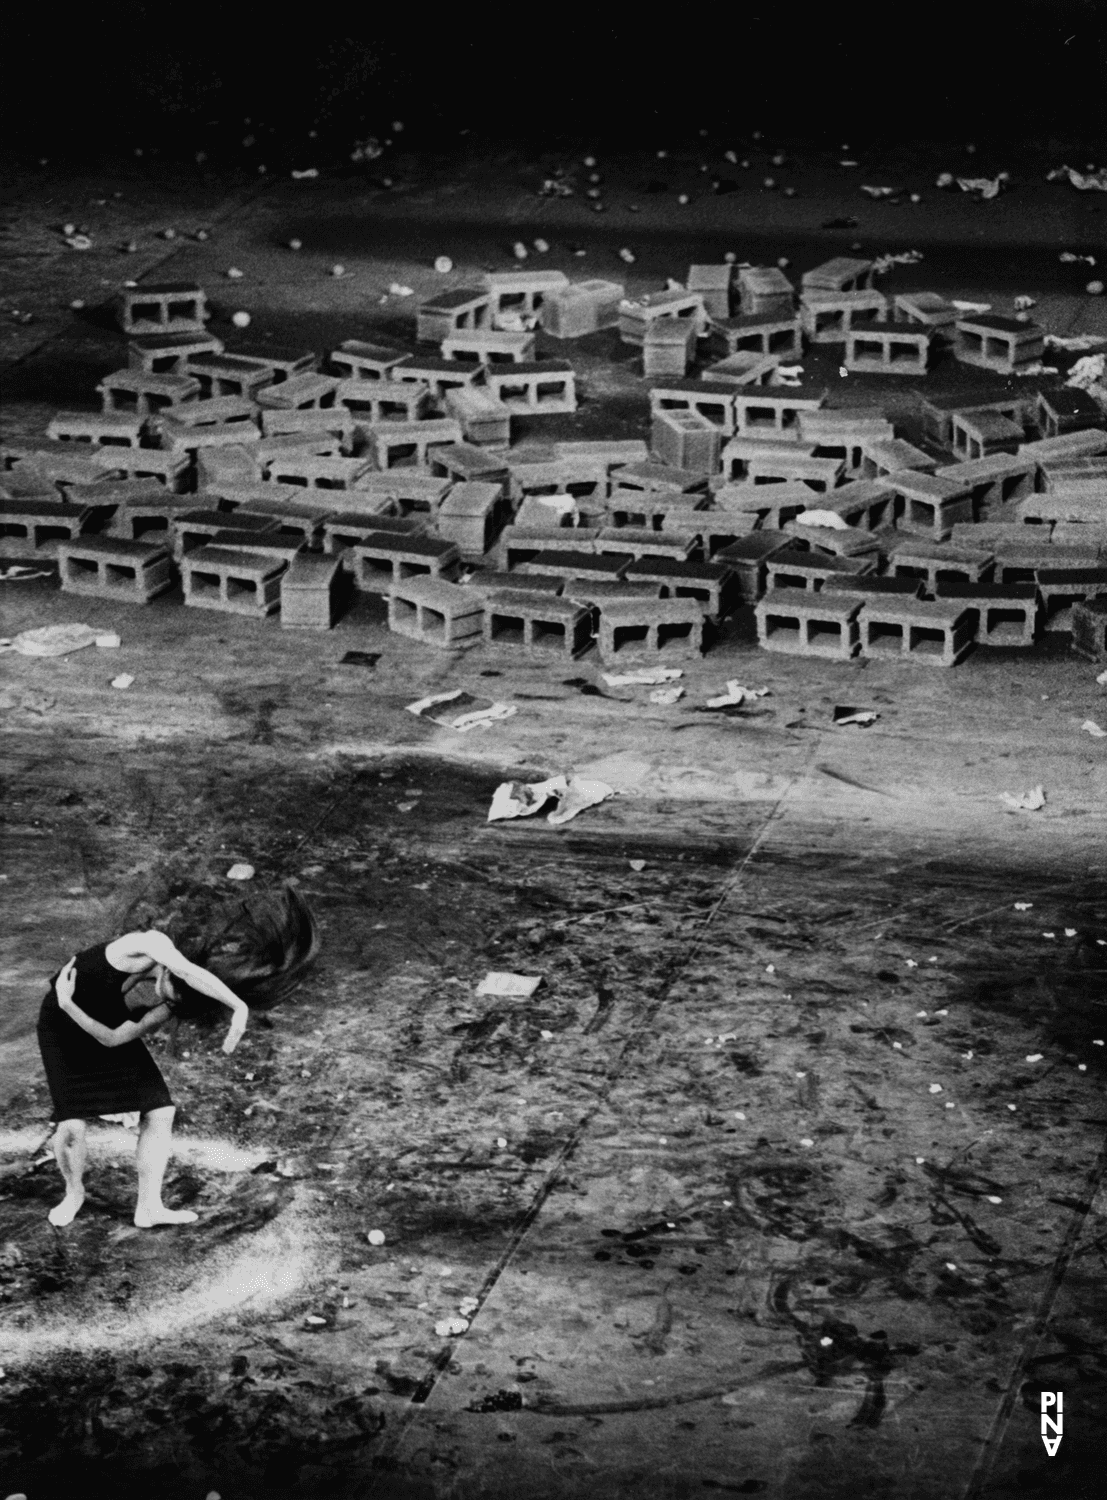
left=165, top=882, right=319, bottom=1019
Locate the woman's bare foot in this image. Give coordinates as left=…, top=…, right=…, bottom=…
left=47, top=1191, right=85, bottom=1227
left=134, top=1206, right=199, bottom=1228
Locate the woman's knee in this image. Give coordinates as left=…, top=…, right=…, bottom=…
left=142, top=1105, right=176, bottom=1127
left=54, top=1118, right=87, bottom=1145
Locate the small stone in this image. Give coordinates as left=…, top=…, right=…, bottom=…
left=226, top=863, right=255, bottom=881
left=1078, top=1063, right=1087, bottom=1072
left=232, top=311, right=251, bottom=328
left=910, top=193, right=922, bottom=203
left=226, top=267, right=244, bottom=279
left=584, top=156, right=597, bottom=167
left=986, top=1196, right=1002, bottom=1205
left=1087, top=281, right=1105, bottom=296
left=677, top=194, right=690, bottom=205
left=288, top=238, right=303, bottom=250
left=777, top=257, right=790, bottom=268
left=763, top=177, right=776, bottom=189
left=195, top=230, right=209, bottom=241
left=1007, top=1104, right=1017, bottom=1111
left=110, top=674, right=134, bottom=690
left=161, top=228, right=176, bottom=240
left=533, top=238, right=549, bottom=253
left=783, top=187, right=796, bottom=197
left=331, top=264, right=345, bottom=278
left=495, top=1137, right=507, bottom=1149
left=1025, top=1054, right=1043, bottom=1063
left=366, top=1229, right=386, bottom=1246
left=513, top=242, right=529, bottom=260
left=819, top=1335, right=833, bottom=1346
left=70, top=299, right=85, bottom=310
left=392, top=120, right=404, bottom=133
left=929, top=1084, right=943, bottom=1094
left=434, top=255, right=453, bottom=273
left=765, top=964, right=775, bottom=974
left=619, top=248, right=636, bottom=264
left=435, top=1316, right=469, bottom=1337
left=800, top=1138, right=814, bottom=1148
left=724, top=251, right=737, bottom=263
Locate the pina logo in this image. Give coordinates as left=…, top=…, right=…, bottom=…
left=1040, top=1391, right=1063, bottom=1457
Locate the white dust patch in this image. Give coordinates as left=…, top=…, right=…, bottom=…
left=0, top=1132, right=335, bottom=1366
left=0, top=1126, right=263, bottom=1173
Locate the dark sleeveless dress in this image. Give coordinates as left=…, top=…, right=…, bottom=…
left=36, top=943, right=174, bottom=1120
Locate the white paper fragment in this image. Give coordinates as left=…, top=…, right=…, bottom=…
left=1014, top=902, right=1033, bottom=911
left=452, top=703, right=516, bottom=733
left=226, top=863, right=255, bottom=881
left=487, top=776, right=566, bottom=822
left=649, top=686, right=684, bottom=705
left=388, top=282, right=414, bottom=296
left=0, top=566, right=53, bottom=581
left=771, top=364, right=804, bottom=386
left=95, top=632, right=121, bottom=648
left=291, top=168, right=319, bottom=179
left=861, top=185, right=896, bottom=198
left=1082, top=719, right=1107, bottom=738
left=1098, top=670, right=1107, bottom=686
left=7, top=623, right=100, bottom=656
left=602, top=667, right=682, bottom=686
left=834, top=709, right=879, bottom=726
left=999, top=786, right=1045, bottom=813
left=435, top=1317, right=470, bottom=1337
left=476, top=972, right=543, bottom=997
left=628, top=859, right=646, bottom=872
left=1013, top=295, right=1037, bottom=310
left=110, top=673, right=134, bottom=690
left=706, top=681, right=769, bottom=709
left=795, top=509, right=849, bottom=530
left=1045, top=333, right=1106, bottom=351
left=548, top=777, right=615, bottom=826
left=1048, top=165, right=1107, bottom=191
left=952, top=300, right=992, bottom=313
left=957, top=173, right=1009, bottom=199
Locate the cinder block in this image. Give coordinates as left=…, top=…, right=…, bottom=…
left=1019, top=429, right=1107, bottom=465
left=540, top=279, right=625, bottom=338
left=755, top=586, right=863, bottom=659
left=171, top=509, right=281, bottom=561
left=1035, top=388, right=1104, bottom=440
left=858, top=438, right=939, bottom=480
left=1034, top=567, right=1107, bottom=632
left=350, top=535, right=461, bottom=594
left=711, top=531, right=792, bottom=602
left=442, top=329, right=536, bottom=365
left=797, top=410, right=894, bottom=472
left=231, top=346, right=317, bottom=383
left=517, top=549, right=633, bottom=585
left=611, top=462, right=710, bottom=499
left=919, top=389, right=1033, bottom=450
left=552, top=439, right=650, bottom=467
left=885, top=539, right=995, bottom=590
left=483, top=270, right=569, bottom=320
left=823, top=574, right=927, bottom=604
left=950, top=409, right=1024, bottom=461
left=265, top=454, right=374, bottom=491
left=388, top=577, right=485, bottom=647
left=597, top=596, right=709, bottom=662
left=329, top=340, right=413, bottom=381
left=643, top=319, right=697, bottom=379
left=498, top=524, right=600, bottom=569
left=0, top=499, right=93, bottom=558
left=58, top=535, right=173, bottom=602
left=435, top=481, right=511, bottom=561
left=796, top=478, right=898, bottom=530
left=181, top=546, right=286, bottom=616
left=323, top=512, right=429, bottom=570
left=128, top=331, right=223, bottom=374
left=1016, top=483, right=1107, bottom=526
left=428, top=443, right=510, bottom=488
left=184, top=352, right=277, bottom=400
left=954, top=316, right=1044, bottom=375
left=766, top=547, right=876, bottom=592
left=893, top=292, right=958, bottom=332
left=801, top=257, right=874, bottom=294
left=367, top=419, right=464, bottom=471
left=416, top=289, right=492, bottom=344
left=737, top=266, right=794, bottom=319
left=390, top=357, right=484, bottom=405
left=255, top=372, right=339, bottom=411
left=858, top=598, right=975, bottom=665
left=596, top=527, right=700, bottom=563
left=279, top=553, right=344, bottom=630
left=886, top=471, right=975, bottom=540
left=561, top=579, right=665, bottom=607
left=507, top=447, right=607, bottom=506
left=619, top=291, right=706, bottom=345
left=482, top=589, right=593, bottom=656
left=2, top=443, right=127, bottom=492
left=800, top=290, right=888, bottom=344
left=845, top=325, right=931, bottom=375
left=258, top=411, right=357, bottom=452
left=622, top=557, right=735, bottom=617
left=119, top=283, right=208, bottom=336
left=336, top=378, right=435, bottom=426
left=47, top=411, right=147, bottom=449
left=1071, top=595, right=1107, bottom=661
left=109, top=492, right=200, bottom=543
left=232, top=507, right=328, bottom=551
left=732, top=386, right=827, bottom=441
left=482, top=361, right=577, bottom=415
left=940, top=456, right=1038, bottom=517
left=687, top=265, right=733, bottom=321
left=651, top=410, right=721, bottom=473
left=462, top=570, right=564, bottom=599
left=650, top=381, right=737, bottom=433
left=702, top=352, right=781, bottom=387
left=723, top=439, right=844, bottom=492
left=95, top=449, right=191, bottom=492
left=713, top=478, right=816, bottom=530
left=377, top=473, right=456, bottom=518
left=935, top=579, right=1039, bottom=646
left=710, top=313, right=802, bottom=360
left=786, top=521, right=883, bottom=560
left=444, top=387, right=513, bottom=445
left=98, top=369, right=201, bottom=416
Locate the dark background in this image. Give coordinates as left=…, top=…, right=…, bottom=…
left=2, top=1, right=1105, bottom=164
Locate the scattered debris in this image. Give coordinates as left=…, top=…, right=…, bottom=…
left=1014, top=902, right=1033, bottom=911
left=602, top=668, right=683, bottom=687
left=795, top=509, right=848, bottom=530
left=0, top=566, right=52, bottom=581
left=1059, top=252, right=1097, bottom=266
left=110, top=673, right=134, bottom=690
left=388, top=282, right=413, bottom=296
left=3, top=623, right=100, bottom=657
left=860, top=185, right=897, bottom=199
left=706, top=682, right=769, bottom=710
left=406, top=690, right=516, bottom=732
left=650, top=686, right=684, bottom=705
left=833, top=707, right=879, bottom=727
left=226, top=863, right=255, bottom=881
left=952, top=300, right=992, bottom=314
left=434, top=256, right=453, bottom=273
left=1081, top=720, right=1107, bottom=738
left=999, top=786, right=1046, bottom=813
left=1047, top=165, right=1107, bottom=191
left=290, top=168, right=319, bottom=180
left=435, top=1315, right=469, bottom=1338
left=955, top=173, right=1009, bottom=199
left=487, top=775, right=615, bottom=826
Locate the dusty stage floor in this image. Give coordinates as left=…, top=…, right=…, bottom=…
left=1, top=140, right=1106, bottom=1499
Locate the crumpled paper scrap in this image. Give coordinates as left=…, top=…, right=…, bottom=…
left=3, top=622, right=100, bottom=656
left=487, top=774, right=615, bottom=826
left=1048, top=165, right=1107, bottom=192
left=476, top=972, right=542, bottom=997
left=706, top=682, right=769, bottom=709
left=956, top=173, right=1009, bottom=199
left=770, top=364, right=804, bottom=386
left=0, top=565, right=53, bottom=582
left=952, top=300, right=992, bottom=314
left=794, top=509, right=848, bottom=530
left=406, top=689, right=517, bottom=732
left=602, top=667, right=683, bottom=687
left=999, top=786, right=1046, bottom=813
left=1081, top=720, right=1107, bottom=739
left=649, top=685, right=684, bottom=705
left=833, top=708, right=879, bottom=727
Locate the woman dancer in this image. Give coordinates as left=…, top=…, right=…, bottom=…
left=37, top=883, right=317, bottom=1229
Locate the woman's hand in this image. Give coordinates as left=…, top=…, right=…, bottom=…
left=221, top=1004, right=249, bottom=1056
left=55, top=959, right=78, bottom=1011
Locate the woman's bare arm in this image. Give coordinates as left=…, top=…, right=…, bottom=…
left=54, top=960, right=171, bottom=1048
left=108, top=932, right=249, bottom=1054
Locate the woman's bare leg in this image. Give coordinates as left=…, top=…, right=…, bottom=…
left=48, top=1118, right=88, bottom=1226
left=134, top=1105, right=198, bottom=1228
